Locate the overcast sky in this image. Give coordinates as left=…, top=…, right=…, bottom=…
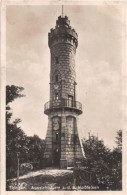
left=6, top=5, right=124, bottom=149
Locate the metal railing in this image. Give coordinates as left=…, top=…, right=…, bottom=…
left=44, top=99, right=82, bottom=114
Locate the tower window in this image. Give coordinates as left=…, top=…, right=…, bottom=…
left=55, top=93, right=59, bottom=100
left=55, top=75, right=58, bottom=82
left=56, top=133, right=59, bottom=140
left=68, top=95, right=73, bottom=107
left=56, top=57, right=59, bottom=64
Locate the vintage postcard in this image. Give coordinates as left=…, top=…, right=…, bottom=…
left=0, top=0, right=127, bottom=195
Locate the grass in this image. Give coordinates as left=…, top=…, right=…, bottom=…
left=6, top=168, right=106, bottom=191
left=7, top=171, right=74, bottom=191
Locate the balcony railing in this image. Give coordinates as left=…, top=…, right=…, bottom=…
left=44, top=99, right=82, bottom=115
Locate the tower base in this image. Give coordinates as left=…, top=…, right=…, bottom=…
left=43, top=111, right=85, bottom=169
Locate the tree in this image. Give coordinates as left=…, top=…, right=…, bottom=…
left=26, top=135, right=45, bottom=169
left=6, top=85, right=25, bottom=105
left=81, top=132, right=122, bottom=190
left=6, top=85, right=26, bottom=179
left=115, top=130, right=122, bottom=152
left=6, top=85, right=25, bottom=123
left=110, top=130, right=122, bottom=190
left=6, top=85, right=46, bottom=179
left=82, top=135, right=111, bottom=190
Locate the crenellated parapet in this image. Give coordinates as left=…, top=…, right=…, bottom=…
left=48, top=16, right=78, bottom=48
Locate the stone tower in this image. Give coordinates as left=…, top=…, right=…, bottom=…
left=43, top=15, right=85, bottom=169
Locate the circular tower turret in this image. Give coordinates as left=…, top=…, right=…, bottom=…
left=44, top=16, right=82, bottom=115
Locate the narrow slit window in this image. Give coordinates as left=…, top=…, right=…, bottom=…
left=55, top=93, right=59, bottom=100
left=56, top=57, right=59, bottom=64
left=56, top=133, right=59, bottom=140
left=55, top=75, right=58, bottom=82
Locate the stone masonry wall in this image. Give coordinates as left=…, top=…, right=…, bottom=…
left=50, top=43, right=76, bottom=101
left=43, top=16, right=85, bottom=168
left=43, top=117, right=52, bottom=166
left=43, top=110, right=85, bottom=167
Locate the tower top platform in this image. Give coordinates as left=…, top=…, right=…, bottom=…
left=48, top=16, right=78, bottom=48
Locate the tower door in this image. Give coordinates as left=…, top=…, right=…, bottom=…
left=68, top=95, right=73, bottom=107
left=53, top=148, right=60, bottom=167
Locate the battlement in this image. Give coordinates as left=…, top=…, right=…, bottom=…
left=48, top=16, right=78, bottom=48
left=56, top=16, right=70, bottom=27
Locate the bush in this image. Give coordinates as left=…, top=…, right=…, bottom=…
left=20, top=163, right=33, bottom=175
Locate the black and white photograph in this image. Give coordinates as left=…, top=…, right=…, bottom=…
left=0, top=0, right=127, bottom=193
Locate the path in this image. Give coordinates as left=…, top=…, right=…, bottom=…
left=8, top=168, right=73, bottom=181
left=7, top=168, right=74, bottom=191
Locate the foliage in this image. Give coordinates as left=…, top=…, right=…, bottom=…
left=80, top=132, right=122, bottom=190
left=115, top=130, right=122, bottom=152
left=6, top=85, right=25, bottom=105
left=6, top=85, right=25, bottom=124
left=27, top=135, right=45, bottom=161
left=6, top=85, right=45, bottom=179
left=20, top=163, right=33, bottom=176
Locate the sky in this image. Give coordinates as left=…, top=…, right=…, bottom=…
left=6, top=5, right=124, bottom=149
